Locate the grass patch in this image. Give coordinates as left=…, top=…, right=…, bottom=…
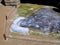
left=18, top=3, right=45, bottom=17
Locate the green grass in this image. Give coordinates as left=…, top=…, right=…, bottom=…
left=18, top=3, right=56, bottom=17
left=18, top=3, right=46, bottom=17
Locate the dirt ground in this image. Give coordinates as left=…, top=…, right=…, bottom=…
left=0, top=4, right=60, bottom=45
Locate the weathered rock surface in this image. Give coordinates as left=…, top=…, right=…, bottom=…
left=20, top=6, right=60, bottom=33
left=10, top=17, right=29, bottom=35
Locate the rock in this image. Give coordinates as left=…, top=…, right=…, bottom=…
left=10, top=17, right=29, bottom=35
left=10, top=24, right=29, bottom=35
left=20, top=6, right=60, bottom=33
left=13, top=17, right=25, bottom=25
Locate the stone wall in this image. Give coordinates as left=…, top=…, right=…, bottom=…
left=5, top=0, right=20, bottom=8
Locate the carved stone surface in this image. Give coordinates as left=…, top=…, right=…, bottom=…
left=20, top=7, right=60, bottom=33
